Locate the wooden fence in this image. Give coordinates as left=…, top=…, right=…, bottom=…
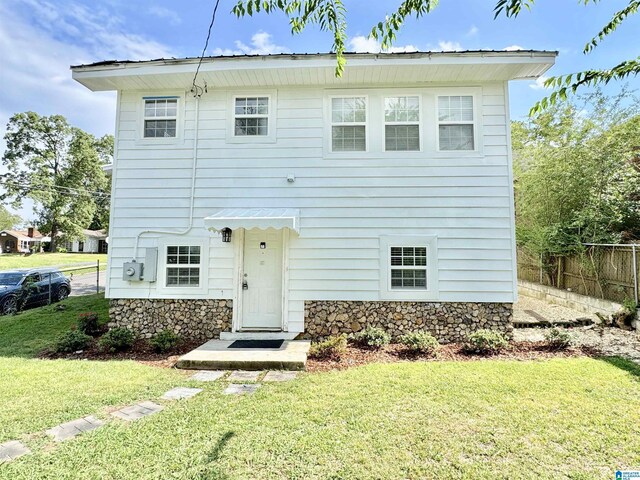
left=517, top=244, right=640, bottom=304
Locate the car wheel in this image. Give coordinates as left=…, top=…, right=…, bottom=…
left=1, top=296, right=18, bottom=315
left=56, top=286, right=70, bottom=302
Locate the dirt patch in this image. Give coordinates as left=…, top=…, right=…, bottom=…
left=306, top=342, right=599, bottom=372
left=39, top=339, right=202, bottom=368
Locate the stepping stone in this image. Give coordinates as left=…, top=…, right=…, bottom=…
left=111, top=401, right=164, bottom=422
left=161, top=387, right=203, bottom=400
left=263, top=371, right=298, bottom=382
left=190, top=370, right=227, bottom=382
left=46, top=415, right=105, bottom=442
left=223, top=383, right=261, bottom=395
left=228, top=370, right=261, bottom=382
left=0, top=440, right=30, bottom=463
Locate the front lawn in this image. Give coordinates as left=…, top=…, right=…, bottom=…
left=0, top=294, right=109, bottom=357
left=0, top=253, right=107, bottom=271
left=0, top=357, right=638, bottom=479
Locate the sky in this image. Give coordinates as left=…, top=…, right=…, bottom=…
left=1, top=0, right=639, bottom=220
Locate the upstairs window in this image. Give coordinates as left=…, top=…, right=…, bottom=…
left=143, top=98, right=177, bottom=138
left=165, top=245, right=201, bottom=287
left=390, top=246, right=428, bottom=289
left=437, top=95, right=474, bottom=151
left=331, top=97, right=366, bottom=152
left=384, top=96, right=420, bottom=151
left=235, top=97, right=269, bottom=136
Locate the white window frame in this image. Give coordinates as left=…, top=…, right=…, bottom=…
left=157, top=238, right=209, bottom=295
left=226, top=92, right=277, bottom=144
left=137, top=93, right=184, bottom=145
left=379, top=235, right=438, bottom=300
left=436, top=94, right=477, bottom=153
left=328, top=95, right=369, bottom=153
left=383, top=95, right=422, bottom=152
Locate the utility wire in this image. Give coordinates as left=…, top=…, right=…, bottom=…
left=191, top=0, right=222, bottom=96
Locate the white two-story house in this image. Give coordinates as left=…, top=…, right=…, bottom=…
left=72, top=51, right=555, bottom=342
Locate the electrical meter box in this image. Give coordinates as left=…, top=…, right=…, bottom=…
left=122, top=261, right=143, bottom=281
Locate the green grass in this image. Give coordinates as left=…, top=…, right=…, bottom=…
left=0, top=358, right=638, bottom=479
left=0, top=295, right=638, bottom=478
left=0, top=253, right=107, bottom=271
left=0, top=294, right=109, bottom=357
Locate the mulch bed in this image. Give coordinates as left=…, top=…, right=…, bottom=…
left=306, top=342, right=600, bottom=372
left=40, top=339, right=203, bottom=368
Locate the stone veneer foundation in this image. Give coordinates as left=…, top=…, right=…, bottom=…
left=109, top=299, right=512, bottom=344
left=304, top=301, right=513, bottom=343
left=109, top=299, right=232, bottom=341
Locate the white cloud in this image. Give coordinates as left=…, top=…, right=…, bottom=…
left=212, top=31, right=290, bottom=56
left=467, top=25, right=479, bottom=37
left=148, top=6, right=181, bottom=26
left=529, top=75, right=550, bottom=90
left=503, top=45, right=525, bottom=51
left=348, top=35, right=418, bottom=53
left=437, top=41, right=463, bottom=51
left=0, top=0, right=176, bottom=218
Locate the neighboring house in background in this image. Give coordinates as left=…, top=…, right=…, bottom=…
left=0, top=227, right=48, bottom=254
left=64, top=229, right=108, bottom=253
left=72, top=50, right=556, bottom=343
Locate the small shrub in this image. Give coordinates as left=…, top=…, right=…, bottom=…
left=99, top=327, right=135, bottom=353
left=399, top=331, right=440, bottom=355
left=56, top=330, right=92, bottom=353
left=544, top=327, right=573, bottom=349
left=351, top=326, right=391, bottom=348
left=309, top=334, right=347, bottom=359
left=463, top=329, right=508, bottom=355
left=77, top=312, right=101, bottom=337
left=150, top=329, right=181, bottom=353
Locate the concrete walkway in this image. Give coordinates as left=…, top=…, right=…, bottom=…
left=176, top=340, right=311, bottom=371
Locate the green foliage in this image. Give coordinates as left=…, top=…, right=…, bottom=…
left=232, top=0, right=639, bottom=107
left=0, top=205, right=21, bottom=230
left=309, top=334, right=347, bottom=359
left=544, top=328, right=573, bottom=349
left=399, top=331, right=440, bottom=355
left=77, top=312, right=101, bottom=337
left=514, top=89, right=640, bottom=257
left=55, top=330, right=92, bottom=353
left=463, top=329, right=509, bottom=355
left=0, top=112, right=113, bottom=250
left=99, top=327, right=135, bottom=353
left=351, top=326, right=391, bottom=348
left=150, top=329, right=181, bottom=353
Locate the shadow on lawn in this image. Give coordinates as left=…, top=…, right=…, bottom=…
left=196, top=431, right=235, bottom=480
left=599, top=356, right=640, bottom=380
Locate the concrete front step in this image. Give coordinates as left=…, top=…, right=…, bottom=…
left=220, top=331, right=299, bottom=340
left=175, top=340, right=310, bottom=371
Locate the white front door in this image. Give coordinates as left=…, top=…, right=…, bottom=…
left=241, top=229, right=283, bottom=330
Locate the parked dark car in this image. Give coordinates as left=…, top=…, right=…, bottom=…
left=0, top=268, right=71, bottom=315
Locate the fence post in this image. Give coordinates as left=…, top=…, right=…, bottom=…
left=632, top=245, right=638, bottom=305
left=96, top=260, right=100, bottom=295
left=557, top=256, right=564, bottom=289
left=48, top=272, right=52, bottom=305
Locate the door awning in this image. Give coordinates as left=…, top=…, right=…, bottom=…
left=204, top=208, right=300, bottom=234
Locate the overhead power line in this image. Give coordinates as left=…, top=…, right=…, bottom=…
left=191, top=0, right=222, bottom=97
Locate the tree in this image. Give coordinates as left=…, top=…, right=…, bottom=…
left=0, top=205, right=21, bottom=231
left=513, top=89, right=640, bottom=258
left=232, top=0, right=639, bottom=111
left=1, top=112, right=113, bottom=251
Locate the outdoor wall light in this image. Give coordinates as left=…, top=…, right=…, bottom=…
left=221, top=228, right=232, bottom=243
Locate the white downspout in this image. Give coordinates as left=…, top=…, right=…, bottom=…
left=132, top=94, right=201, bottom=261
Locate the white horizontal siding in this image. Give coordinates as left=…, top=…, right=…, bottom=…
left=107, top=83, right=516, bottom=323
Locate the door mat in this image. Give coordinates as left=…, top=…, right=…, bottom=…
left=228, top=339, right=285, bottom=349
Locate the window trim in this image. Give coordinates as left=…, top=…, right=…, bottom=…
left=435, top=94, right=477, bottom=153
left=379, top=235, right=438, bottom=301
left=226, top=91, right=277, bottom=144
left=382, top=95, right=422, bottom=152
left=156, top=238, right=209, bottom=295
left=328, top=94, right=369, bottom=154
left=137, top=93, right=184, bottom=145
